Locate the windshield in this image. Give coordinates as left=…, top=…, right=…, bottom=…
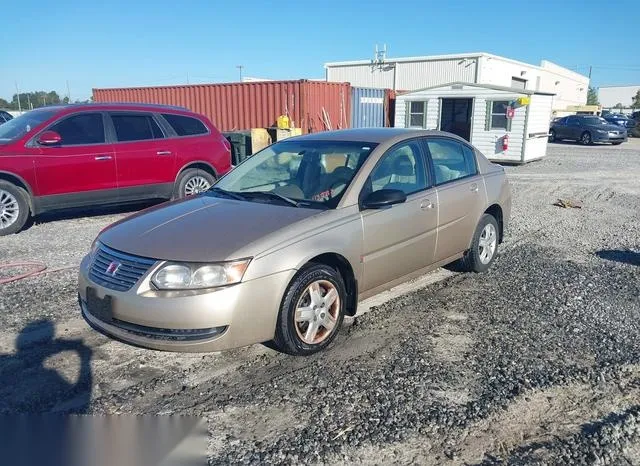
left=0, top=110, right=58, bottom=143
left=583, top=117, right=608, bottom=125
left=213, top=139, right=377, bottom=208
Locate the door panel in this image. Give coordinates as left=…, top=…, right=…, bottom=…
left=32, top=112, right=117, bottom=198
left=440, top=98, right=472, bottom=141
left=359, top=140, right=437, bottom=292
left=109, top=112, right=176, bottom=194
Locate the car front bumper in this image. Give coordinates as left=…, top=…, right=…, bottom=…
left=592, top=132, right=627, bottom=143
left=78, top=254, right=295, bottom=352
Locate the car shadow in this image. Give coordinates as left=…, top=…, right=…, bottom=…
left=0, top=319, right=93, bottom=413
left=26, top=200, right=164, bottom=230
left=595, top=249, right=640, bottom=267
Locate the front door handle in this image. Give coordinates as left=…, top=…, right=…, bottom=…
left=157, top=150, right=172, bottom=156
left=420, top=199, right=434, bottom=210
left=470, top=183, right=479, bottom=193
left=94, top=155, right=112, bottom=161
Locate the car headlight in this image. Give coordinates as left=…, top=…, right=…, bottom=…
left=596, top=129, right=607, bottom=134
left=151, top=259, right=251, bottom=290
left=90, top=239, right=101, bottom=257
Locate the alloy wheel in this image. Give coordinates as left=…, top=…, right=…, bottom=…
left=294, top=280, right=340, bottom=345
left=0, top=189, right=20, bottom=230
left=184, top=175, right=211, bottom=196
left=581, top=133, right=591, bottom=145
left=478, top=223, right=497, bottom=265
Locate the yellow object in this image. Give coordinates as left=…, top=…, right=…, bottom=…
left=517, top=97, right=531, bottom=106
left=250, top=128, right=271, bottom=154
left=277, top=114, right=290, bottom=130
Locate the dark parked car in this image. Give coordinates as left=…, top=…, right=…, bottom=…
left=549, top=115, right=627, bottom=145
left=0, top=103, right=232, bottom=235
left=602, top=113, right=636, bottom=130
left=0, top=110, right=13, bottom=125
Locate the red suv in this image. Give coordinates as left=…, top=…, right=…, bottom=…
left=0, top=103, right=232, bottom=235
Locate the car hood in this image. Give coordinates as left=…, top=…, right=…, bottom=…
left=99, top=194, right=323, bottom=262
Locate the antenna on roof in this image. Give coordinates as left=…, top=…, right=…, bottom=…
left=371, top=44, right=387, bottom=71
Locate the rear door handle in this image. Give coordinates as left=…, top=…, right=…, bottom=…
left=94, top=155, right=112, bottom=161
left=470, top=183, right=479, bottom=193
left=420, top=199, right=434, bottom=210
left=157, top=150, right=172, bottom=156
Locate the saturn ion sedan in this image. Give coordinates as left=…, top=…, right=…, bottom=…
left=79, top=128, right=511, bottom=356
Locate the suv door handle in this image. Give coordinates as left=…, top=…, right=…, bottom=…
left=420, top=199, right=434, bottom=210
left=470, top=183, right=479, bottom=193
left=157, top=150, right=172, bottom=156
left=94, top=155, right=112, bottom=161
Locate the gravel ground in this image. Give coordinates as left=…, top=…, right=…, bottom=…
left=1, top=140, right=639, bottom=464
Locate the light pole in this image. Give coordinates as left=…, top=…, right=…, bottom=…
left=236, top=65, right=244, bottom=82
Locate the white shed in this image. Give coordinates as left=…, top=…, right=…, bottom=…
left=394, top=82, right=555, bottom=164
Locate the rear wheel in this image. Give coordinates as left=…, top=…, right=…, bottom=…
left=174, top=168, right=216, bottom=199
left=460, top=214, right=499, bottom=273
left=580, top=131, right=592, bottom=145
left=0, top=181, right=30, bottom=236
left=269, top=264, right=345, bottom=356
left=549, top=129, right=557, bottom=142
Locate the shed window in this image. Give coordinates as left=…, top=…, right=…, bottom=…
left=486, top=101, right=511, bottom=130
left=407, top=101, right=426, bottom=128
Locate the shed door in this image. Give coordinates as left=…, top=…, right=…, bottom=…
left=439, top=98, right=473, bottom=141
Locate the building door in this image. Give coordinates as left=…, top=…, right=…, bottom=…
left=439, top=98, right=473, bottom=141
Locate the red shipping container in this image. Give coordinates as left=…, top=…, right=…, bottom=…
left=93, top=80, right=351, bottom=134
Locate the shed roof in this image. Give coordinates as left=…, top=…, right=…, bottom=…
left=397, top=81, right=555, bottom=97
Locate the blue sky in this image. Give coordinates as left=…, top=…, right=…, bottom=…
left=2, top=0, right=638, bottom=101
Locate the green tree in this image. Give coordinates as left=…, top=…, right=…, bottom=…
left=11, top=90, right=63, bottom=110
left=587, top=86, right=599, bottom=105
left=614, top=103, right=624, bottom=109
left=632, top=90, right=640, bottom=109
left=0, top=97, right=10, bottom=109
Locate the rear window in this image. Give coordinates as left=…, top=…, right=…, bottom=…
left=111, top=113, right=164, bottom=142
left=162, top=114, right=208, bottom=136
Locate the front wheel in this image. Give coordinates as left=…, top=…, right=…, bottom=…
left=460, top=214, right=499, bottom=273
left=0, top=181, right=30, bottom=236
left=549, top=129, right=557, bottom=142
left=269, top=264, right=346, bottom=356
left=174, top=168, right=216, bottom=199
left=580, top=131, right=592, bottom=145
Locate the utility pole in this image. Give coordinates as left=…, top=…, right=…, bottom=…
left=236, top=65, right=244, bottom=82
left=14, top=82, right=21, bottom=112
left=588, top=66, right=592, bottom=79
left=66, top=80, right=71, bottom=103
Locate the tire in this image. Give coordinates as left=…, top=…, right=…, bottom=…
left=269, top=263, right=346, bottom=356
left=459, top=214, right=500, bottom=273
left=0, top=181, right=30, bottom=236
left=174, top=168, right=216, bottom=199
left=549, top=129, right=556, bottom=143
left=612, top=142, right=623, bottom=145
left=580, top=131, right=592, bottom=145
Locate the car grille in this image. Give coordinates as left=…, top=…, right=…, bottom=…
left=90, top=244, right=157, bottom=292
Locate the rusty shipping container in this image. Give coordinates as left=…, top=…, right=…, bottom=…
left=93, top=80, right=351, bottom=134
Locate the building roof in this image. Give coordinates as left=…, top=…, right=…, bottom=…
left=397, top=81, right=555, bottom=96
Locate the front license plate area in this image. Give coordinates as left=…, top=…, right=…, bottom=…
left=86, top=287, right=114, bottom=322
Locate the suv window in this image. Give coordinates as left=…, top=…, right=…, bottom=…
left=111, top=113, right=164, bottom=142
left=162, top=114, right=208, bottom=136
left=427, top=138, right=477, bottom=185
left=567, top=116, right=581, bottom=126
left=48, top=113, right=105, bottom=145
left=366, top=141, right=427, bottom=196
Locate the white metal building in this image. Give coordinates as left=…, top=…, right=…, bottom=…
left=394, top=82, right=554, bottom=164
left=325, top=52, right=588, bottom=111
left=598, top=85, right=640, bottom=108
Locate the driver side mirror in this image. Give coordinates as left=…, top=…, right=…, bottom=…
left=360, top=189, right=407, bottom=210
left=37, top=130, right=62, bottom=146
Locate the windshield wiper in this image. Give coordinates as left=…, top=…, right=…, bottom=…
left=208, top=187, right=247, bottom=201
left=245, top=191, right=302, bottom=207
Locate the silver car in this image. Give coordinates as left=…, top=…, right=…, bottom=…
left=79, top=129, right=511, bottom=355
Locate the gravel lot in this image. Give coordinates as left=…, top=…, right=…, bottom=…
left=1, top=140, right=639, bottom=464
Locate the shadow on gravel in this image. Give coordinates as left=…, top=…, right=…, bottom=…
left=595, top=249, right=640, bottom=267
left=0, top=319, right=93, bottom=413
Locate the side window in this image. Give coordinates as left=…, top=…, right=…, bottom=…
left=427, top=139, right=477, bottom=185
left=406, top=101, right=426, bottom=128
left=487, top=101, right=509, bottom=130
left=161, top=114, right=208, bottom=136
left=366, top=141, right=427, bottom=196
left=567, top=116, right=580, bottom=126
left=110, top=113, right=164, bottom=142
left=48, top=113, right=105, bottom=145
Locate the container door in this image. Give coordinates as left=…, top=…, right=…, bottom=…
left=351, top=88, right=385, bottom=128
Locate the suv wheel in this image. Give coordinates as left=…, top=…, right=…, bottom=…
left=175, top=168, right=216, bottom=199
left=270, top=264, right=346, bottom=356
left=549, top=129, right=556, bottom=142
left=580, top=131, right=592, bottom=145
left=0, top=181, right=30, bottom=236
left=460, top=214, right=499, bottom=273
